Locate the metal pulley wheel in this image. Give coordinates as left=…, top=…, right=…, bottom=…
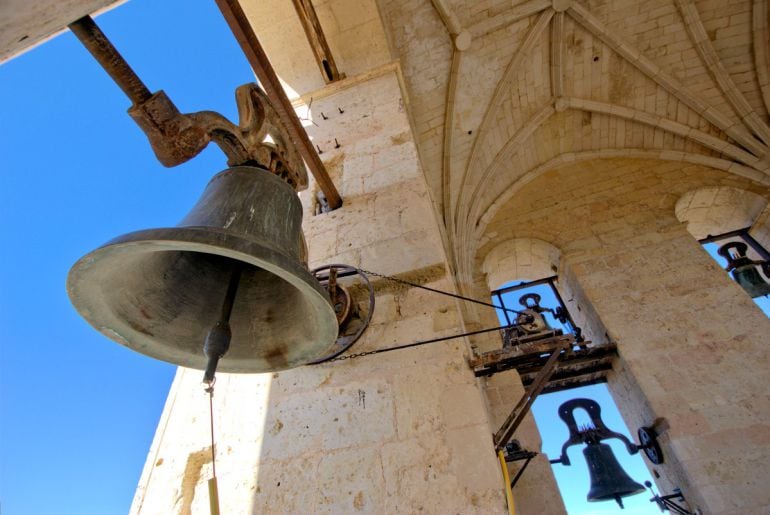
left=310, top=264, right=375, bottom=363
left=637, top=426, right=664, bottom=465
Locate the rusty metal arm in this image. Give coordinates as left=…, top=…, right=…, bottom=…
left=214, top=0, right=343, bottom=209
left=68, top=15, right=152, bottom=104
left=493, top=338, right=569, bottom=450
left=68, top=16, right=307, bottom=189
left=291, top=0, right=343, bottom=83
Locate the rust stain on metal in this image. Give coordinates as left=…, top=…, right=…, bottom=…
left=69, top=15, right=310, bottom=191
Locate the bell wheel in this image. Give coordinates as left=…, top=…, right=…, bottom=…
left=638, top=426, right=664, bottom=465
left=310, top=264, right=375, bottom=363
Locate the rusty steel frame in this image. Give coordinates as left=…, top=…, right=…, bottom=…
left=214, top=0, right=343, bottom=209
left=291, top=0, right=343, bottom=83
left=493, top=338, right=569, bottom=450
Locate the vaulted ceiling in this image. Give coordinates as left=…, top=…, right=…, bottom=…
left=375, top=0, right=770, bottom=278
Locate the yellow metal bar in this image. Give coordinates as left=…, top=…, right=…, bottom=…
left=498, top=450, right=516, bottom=515
left=208, top=477, right=221, bottom=515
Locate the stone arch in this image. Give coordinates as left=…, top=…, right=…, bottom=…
left=482, top=238, right=561, bottom=290
left=675, top=186, right=768, bottom=240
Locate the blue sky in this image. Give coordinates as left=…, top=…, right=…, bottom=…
left=0, top=1, right=254, bottom=512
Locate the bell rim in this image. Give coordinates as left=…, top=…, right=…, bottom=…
left=67, top=226, right=339, bottom=373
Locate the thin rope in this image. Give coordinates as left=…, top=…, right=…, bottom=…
left=206, top=383, right=217, bottom=478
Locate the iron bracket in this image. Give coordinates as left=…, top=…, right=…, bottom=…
left=69, top=16, right=307, bottom=190
left=645, top=482, right=694, bottom=515
left=128, top=84, right=306, bottom=189
left=503, top=440, right=539, bottom=489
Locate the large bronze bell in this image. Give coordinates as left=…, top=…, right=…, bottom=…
left=584, top=442, right=645, bottom=507
left=67, top=166, right=339, bottom=373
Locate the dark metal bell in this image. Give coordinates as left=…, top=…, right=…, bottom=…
left=584, top=442, right=645, bottom=508
left=718, top=241, right=770, bottom=298
left=67, top=166, right=338, bottom=373
left=732, top=265, right=770, bottom=298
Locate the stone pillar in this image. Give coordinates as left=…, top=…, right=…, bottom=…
left=484, top=371, right=567, bottom=515
left=563, top=218, right=770, bottom=515
left=749, top=203, right=770, bottom=250
left=478, top=238, right=567, bottom=514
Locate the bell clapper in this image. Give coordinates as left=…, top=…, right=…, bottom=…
left=201, top=265, right=241, bottom=515
left=203, top=264, right=243, bottom=385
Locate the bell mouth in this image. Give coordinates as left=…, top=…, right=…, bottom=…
left=67, top=227, right=339, bottom=373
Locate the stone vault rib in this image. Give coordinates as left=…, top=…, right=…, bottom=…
left=752, top=0, right=770, bottom=116
left=476, top=148, right=770, bottom=247
left=455, top=8, right=553, bottom=232
left=676, top=0, right=770, bottom=147
left=550, top=10, right=565, bottom=99
left=567, top=1, right=768, bottom=158
left=563, top=97, right=765, bottom=169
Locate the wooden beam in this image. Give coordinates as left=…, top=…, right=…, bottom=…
left=291, top=0, right=343, bottom=83
left=214, top=0, right=343, bottom=209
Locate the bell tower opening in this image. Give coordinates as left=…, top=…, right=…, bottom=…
left=675, top=186, right=770, bottom=315
left=699, top=229, right=770, bottom=314
left=491, top=277, right=659, bottom=514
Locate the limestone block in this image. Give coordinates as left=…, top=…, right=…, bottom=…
left=749, top=203, right=770, bottom=250
left=315, top=447, right=386, bottom=513
left=259, top=380, right=396, bottom=460
left=432, top=306, right=459, bottom=331
left=392, top=367, right=445, bottom=438
left=250, top=455, right=321, bottom=512
left=445, top=424, right=503, bottom=493
left=379, top=433, right=504, bottom=513
left=360, top=229, right=444, bottom=277
left=483, top=238, right=561, bottom=288
left=440, top=382, right=491, bottom=429
left=675, top=186, right=768, bottom=239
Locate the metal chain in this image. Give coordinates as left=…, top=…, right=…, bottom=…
left=328, top=350, right=380, bottom=361
left=356, top=268, right=528, bottom=317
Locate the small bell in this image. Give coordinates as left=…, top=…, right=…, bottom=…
left=555, top=398, right=647, bottom=509
left=718, top=241, right=770, bottom=298
left=584, top=441, right=645, bottom=508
